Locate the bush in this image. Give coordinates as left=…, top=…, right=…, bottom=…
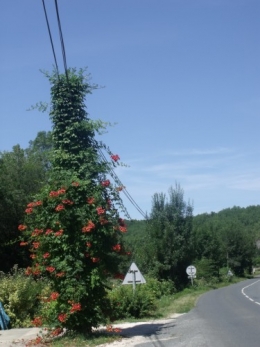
left=143, top=277, right=175, bottom=298
left=106, top=278, right=175, bottom=321
left=0, top=266, right=49, bottom=327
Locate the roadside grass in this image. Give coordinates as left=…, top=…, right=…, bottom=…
left=48, top=331, right=122, bottom=347
left=36, top=276, right=249, bottom=347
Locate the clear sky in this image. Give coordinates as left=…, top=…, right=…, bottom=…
left=1, top=0, right=259, bottom=219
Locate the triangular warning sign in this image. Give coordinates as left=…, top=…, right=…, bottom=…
left=122, top=262, right=146, bottom=285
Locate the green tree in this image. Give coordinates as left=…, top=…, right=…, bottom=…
left=21, top=69, right=129, bottom=335
left=0, top=143, right=50, bottom=271
left=143, top=184, right=193, bottom=288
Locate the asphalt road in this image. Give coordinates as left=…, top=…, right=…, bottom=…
left=135, top=278, right=260, bottom=347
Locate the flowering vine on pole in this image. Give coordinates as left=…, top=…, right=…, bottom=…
left=19, top=68, right=130, bottom=336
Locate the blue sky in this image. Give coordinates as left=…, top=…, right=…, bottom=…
left=1, top=0, right=259, bottom=219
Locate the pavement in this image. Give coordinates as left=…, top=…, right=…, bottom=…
left=0, top=327, right=42, bottom=346
left=0, top=314, right=183, bottom=347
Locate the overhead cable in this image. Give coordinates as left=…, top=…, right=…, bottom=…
left=41, top=0, right=59, bottom=74
left=97, top=147, right=147, bottom=219
left=54, top=0, right=69, bottom=82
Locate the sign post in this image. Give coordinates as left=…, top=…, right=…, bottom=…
left=186, top=265, right=196, bottom=286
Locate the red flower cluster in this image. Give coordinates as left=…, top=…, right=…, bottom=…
left=25, top=267, right=32, bottom=275
left=27, top=201, right=42, bottom=207
left=18, top=224, right=27, bottom=231
left=91, top=257, right=100, bottom=263
left=62, top=199, right=74, bottom=205
left=25, top=208, right=33, bottom=214
left=43, top=252, right=50, bottom=259
left=49, top=191, right=59, bottom=197
left=32, top=263, right=41, bottom=276
left=32, top=316, right=43, bottom=327
left=49, top=188, right=66, bottom=197
left=82, top=221, right=95, bottom=233
left=119, top=226, right=127, bottom=233
left=50, top=292, right=59, bottom=300
left=20, top=241, right=28, bottom=246
left=58, top=313, right=67, bottom=323
left=32, top=242, right=40, bottom=249
left=118, top=218, right=127, bottom=232
left=70, top=302, right=81, bottom=313
left=87, top=197, right=95, bottom=204
left=96, top=207, right=105, bottom=215
left=112, top=244, right=121, bottom=252
left=56, top=272, right=65, bottom=277
left=86, top=242, right=92, bottom=247
left=111, top=154, right=120, bottom=162
left=30, top=254, right=36, bottom=259
left=45, top=229, right=53, bottom=235
left=46, top=266, right=55, bottom=273
left=32, top=228, right=43, bottom=237
left=55, top=204, right=65, bottom=212
left=50, top=327, right=63, bottom=337
left=101, top=180, right=110, bottom=187
left=106, top=324, right=122, bottom=333
left=54, top=229, right=63, bottom=236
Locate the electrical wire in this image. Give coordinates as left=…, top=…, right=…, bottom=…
left=54, top=0, right=69, bottom=82
left=97, top=146, right=147, bottom=219
left=41, top=0, right=59, bottom=75
left=41, top=1, right=145, bottom=219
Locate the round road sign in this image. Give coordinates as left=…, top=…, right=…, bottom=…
left=186, top=265, right=196, bottom=276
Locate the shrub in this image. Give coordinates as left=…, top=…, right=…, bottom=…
left=106, top=278, right=175, bottom=321
left=143, top=277, right=175, bottom=298
left=0, top=266, right=49, bottom=327
left=107, top=284, right=156, bottom=320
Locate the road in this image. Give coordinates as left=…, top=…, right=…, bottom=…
left=3, top=279, right=259, bottom=347
left=133, top=278, right=260, bottom=347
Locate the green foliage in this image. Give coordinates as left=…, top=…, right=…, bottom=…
left=107, top=284, right=156, bottom=320
left=192, top=206, right=258, bottom=277
left=0, top=141, right=51, bottom=271
left=0, top=266, right=49, bottom=328
left=106, top=278, right=175, bottom=321
left=142, top=277, right=176, bottom=298
left=195, top=258, right=219, bottom=280
left=20, top=69, right=129, bottom=334
left=139, top=184, right=193, bottom=288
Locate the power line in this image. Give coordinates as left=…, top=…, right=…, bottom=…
left=41, top=1, right=145, bottom=219
left=97, top=146, right=147, bottom=220
left=54, top=0, right=69, bottom=82
left=41, top=0, right=59, bottom=74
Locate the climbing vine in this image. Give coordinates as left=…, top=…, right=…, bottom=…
left=19, top=69, right=129, bottom=334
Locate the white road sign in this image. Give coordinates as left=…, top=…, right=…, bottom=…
left=186, top=265, right=196, bottom=276
left=122, top=262, right=146, bottom=285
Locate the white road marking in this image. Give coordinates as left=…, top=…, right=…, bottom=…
left=241, top=279, right=260, bottom=306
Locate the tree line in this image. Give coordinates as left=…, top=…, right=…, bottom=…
left=1, top=131, right=259, bottom=288
left=125, top=203, right=259, bottom=288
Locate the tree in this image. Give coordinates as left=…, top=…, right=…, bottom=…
left=20, top=69, right=129, bottom=334
left=143, top=184, right=193, bottom=288
left=0, top=143, right=50, bottom=271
